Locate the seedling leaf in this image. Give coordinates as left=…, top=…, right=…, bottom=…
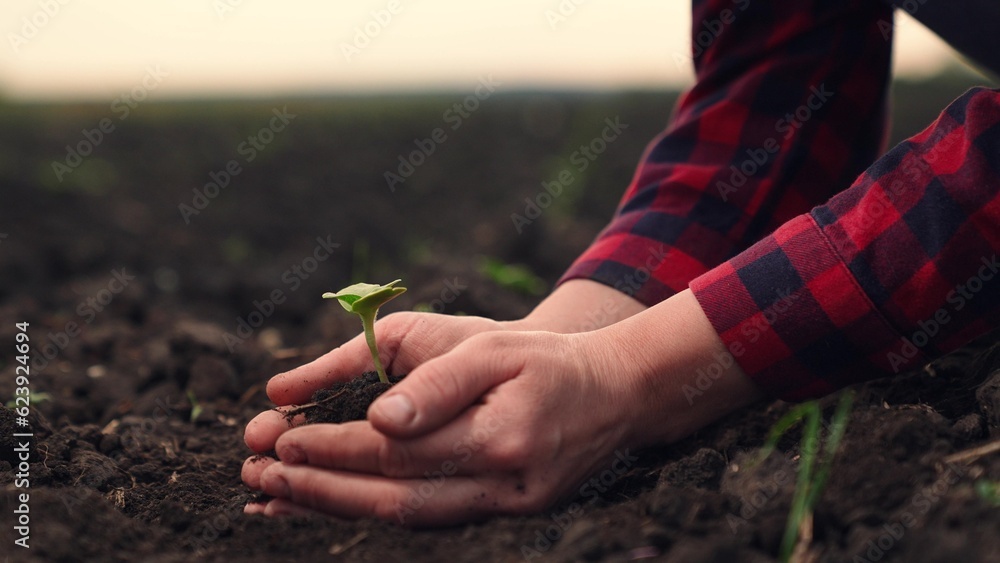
left=323, top=279, right=406, bottom=316
left=323, top=279, right=406, bottom=383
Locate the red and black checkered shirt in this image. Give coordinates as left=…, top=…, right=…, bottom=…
left=559, top=0, right=1000, bottom=401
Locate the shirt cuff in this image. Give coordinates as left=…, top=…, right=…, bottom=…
left=688, top=213, right=929, bottom=402
left=557, top=219, right=729, bottom=306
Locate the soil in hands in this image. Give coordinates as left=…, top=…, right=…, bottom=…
left=287, top=371, right=406, bottom=424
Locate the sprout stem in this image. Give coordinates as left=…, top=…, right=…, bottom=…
left=323, top=279, right=404, bottom=385
left=360, top=312, right=388, bottom=383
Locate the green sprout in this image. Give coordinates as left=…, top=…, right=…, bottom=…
left=479, top=257, right=546, bottom=296
left=323, top=279, right=406, bottom=384
left=755, top=391, right=853, bottom=563
left=975, top=480, right=1000, bottom=506
left=186, top=390, right=203, bottom=423
left=5, top=391, right=52, bottom=410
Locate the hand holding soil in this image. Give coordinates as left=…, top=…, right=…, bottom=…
left=242, top=288, right=763, bottom=525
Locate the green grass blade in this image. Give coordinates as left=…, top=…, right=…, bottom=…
left=807, top=391, right=854, bottom=508
left=779, top=405, right=820, bottom=562
left=754, top=402, right=816, bottom=466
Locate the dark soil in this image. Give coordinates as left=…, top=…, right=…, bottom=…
left=294, top=371, right=405, bottom=425
left=1, top=88, right=998, bottom=562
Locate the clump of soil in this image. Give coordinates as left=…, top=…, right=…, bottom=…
left=288, top=371, right=406, bottom=424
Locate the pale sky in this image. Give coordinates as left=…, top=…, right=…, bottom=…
left=0, top=0, right=971, bottom=101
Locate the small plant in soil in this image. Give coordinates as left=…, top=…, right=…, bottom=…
left=976, top=480, right=1000, bottom=506
left=278, top=280, right=408, bottom=427
left=5, top=391, right=52, bottom=410
left=186, top=390, right=203, bottom=423
left=323, top=279, right=406, bottom=384
left=755, top=391, right=853, bottom=563
left=479, top=257, right=547, bottom=297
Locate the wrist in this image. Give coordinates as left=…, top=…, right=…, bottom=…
left=595, top=289, right=764, bottom=447
left=510, top=279, right=647, bottom=333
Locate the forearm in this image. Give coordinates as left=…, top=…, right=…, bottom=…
left=508, top=279, right=647, bottom=333
left=598, top=289, right=763, bottom=447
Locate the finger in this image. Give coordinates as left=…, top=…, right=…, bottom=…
left=272, top=406, right=510, bottom=477
left=260, top=498, right=326, bottom=518
left=257, top=462, right=540, bottom=526
left=244, top=407, right=305, bottom=453
left=368, top=332, right=521, bottom=439
left=266, top=334, right=374, bottom=405
left=243, top=502, right=266, bottom=515
left=273, top=421, right=457, bottom=477
left=267, top=314, right=493, bottom=406
left=243, top=497, right=321, bottom=518
left=242, top=454, right=278, bottom=489
left=265, top=314, right=427, bottom=405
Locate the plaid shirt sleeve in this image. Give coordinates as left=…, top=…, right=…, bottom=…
left=559, top=0, right=894, bottom=305
left=559, top=0, right=1000, bottom=400
left=691, top=88, right=1000, bottom=401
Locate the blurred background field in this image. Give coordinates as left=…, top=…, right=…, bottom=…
left=1, top=68, right=992, bottom=343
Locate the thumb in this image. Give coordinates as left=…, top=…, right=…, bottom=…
left=367, top=333, right=521, bottom=439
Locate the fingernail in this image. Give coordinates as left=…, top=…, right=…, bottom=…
left=262, top=472, right=291, bottom=498
left=375, top=394, right=416, bottom=427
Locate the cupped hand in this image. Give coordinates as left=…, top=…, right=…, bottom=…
left=241, top=287, right=761, bottom=526
left=255, top=278, right=646, bottom=410
left=242, top=326, right=642, bottom=526
left=262, top=311, right=515, bottom=408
